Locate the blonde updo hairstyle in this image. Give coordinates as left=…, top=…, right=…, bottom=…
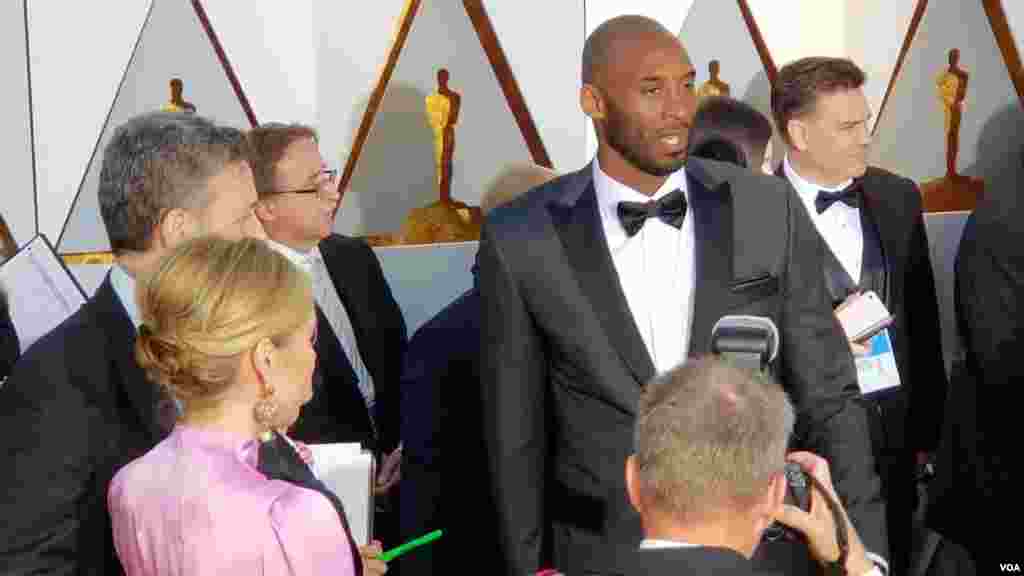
left=135, top=236, right=313, bottom=416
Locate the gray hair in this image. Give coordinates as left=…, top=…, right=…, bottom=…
left=98, top=112, right=249, bottom=253
left=634, top=356, right=795, bottom=522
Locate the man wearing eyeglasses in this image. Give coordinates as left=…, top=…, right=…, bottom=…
left=247, top=124, right=407, bottom=509
left=0, top=112, right=267, bottom=575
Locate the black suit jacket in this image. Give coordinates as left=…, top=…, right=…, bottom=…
left=779, top=167, right=948, bottom=455
left=288, top=234, right=407, bottom=454
left=398, top=277, right=487, bottom=575
left=0, top=292, right=19, bottom=379
left=0, top=276, right=165, bottom=575
left=479, top=159, right=884, bottom=575
left=928, top=196, right=1022, bottom=562
left=632, top=546, right=782, bottom=576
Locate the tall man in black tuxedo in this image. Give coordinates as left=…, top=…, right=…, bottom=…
left=247, top=123, right=407, bottom=540
left=0, top=112, right=266, bottom=574
left=628, top=357, right=881, bottom=576
left=773, top=57, right=948, bottom=575
left=927, top=191, right=1023, bottom=571
left=479, top=15, right=884, bottom=575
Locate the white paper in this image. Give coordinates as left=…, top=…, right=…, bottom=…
left=0, top=235, right=86, bottom=353
left=309, top=443, right=374, bottom=546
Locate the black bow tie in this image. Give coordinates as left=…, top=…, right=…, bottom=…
left=815, top=181, right=862, bottom=214
left=617, top=189, right=687, bottom=237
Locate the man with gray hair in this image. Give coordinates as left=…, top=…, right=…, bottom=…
left=627, top=356, right=879, bottom=575
left=0, top=112, right=265, bottom=574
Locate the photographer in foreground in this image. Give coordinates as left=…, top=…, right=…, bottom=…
left=627, top=357, right=881, bottom=575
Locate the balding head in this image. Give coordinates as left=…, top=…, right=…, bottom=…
left=582, top=15, right=675, bottom=86
left=481, top=163, right=559, bottom=215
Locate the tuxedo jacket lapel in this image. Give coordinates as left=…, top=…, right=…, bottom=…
left=859, top=173, right=903, bottom=306
left=686, top=163, right=735, bottom=357
left=549, top=172, right=656, bottom=386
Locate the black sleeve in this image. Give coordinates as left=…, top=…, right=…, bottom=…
left=479, top=221, right=549, bottom=576
left=0, top=342, right=95, bottom=575
left=902, top=191, right=948, bottom=452
left=0, top=292, right=20, bottom=379
left=779, top=190, right=889, bottom=560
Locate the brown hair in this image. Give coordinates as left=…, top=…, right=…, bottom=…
left=246, top=123, right=319, bottom=198
left=771, top=57, right=865, bottom=146
left=634, top=356, right=794, bottom=523
left=690, top=97, right=773, bottom=169
left=135, top=236, right=312, bottom=414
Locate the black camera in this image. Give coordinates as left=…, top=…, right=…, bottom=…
left=763, top=462, right=811, bottom=541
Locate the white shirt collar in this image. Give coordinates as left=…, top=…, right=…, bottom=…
left=592, top=157, right=689, bottom=237
left=783, top=153, right=853, bottom=201
left=263, top=238, right=317, bottom=275
left=109, top=264, right=141, bottom=329
left=638, top=538, right=700, bottom=550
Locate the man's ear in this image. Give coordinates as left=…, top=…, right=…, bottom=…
left=253, top=199, right=275, bottom=223
left=155, top=207, right=194, bottom=249
left=580, top=84, right=606, bottom=121
left=625, top=455, right=644, bottom=515
left=787, top=117, right=810, bottom=152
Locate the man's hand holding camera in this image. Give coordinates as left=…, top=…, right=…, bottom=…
left=773, top=452, right=877, bottom=576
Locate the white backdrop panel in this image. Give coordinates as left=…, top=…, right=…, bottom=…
left=1003, top=0, right=1024, bottom=72
left=316, top=0, right=409, bottom=176
left=59, top=0, right=252, bottom=253
left=869, top=0, right=1018, bottom=184
left=485, top=0, right=587, bottom=172
left=334, top=0, right=534, bottom=236
left=27, top=0, right=151, bottom=243
left=201, top=0, right=317, bottom=127
left=0, top=0, right=38, bottom=247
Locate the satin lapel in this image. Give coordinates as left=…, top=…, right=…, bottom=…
left=96, top=276, right=164, bottom=443
left=549, top=181, right=656, bottom=386
left=686, top=167, right=735, bottom=357
left=860, top=172, right=900, bottom=306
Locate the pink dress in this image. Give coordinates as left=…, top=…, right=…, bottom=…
left=108, top=425, right=355, bottom=575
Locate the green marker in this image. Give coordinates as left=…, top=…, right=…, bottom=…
left=378, top=529, right=443, bottom=562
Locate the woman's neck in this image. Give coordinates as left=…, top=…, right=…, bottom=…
left=180, top=402, right=263, bottom=440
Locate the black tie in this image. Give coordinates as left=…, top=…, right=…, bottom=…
left=258, top=432, right=364, bottom=575
left=617, top=188, right=687, bottom=237
left=815, top=181, right=862, bottom=214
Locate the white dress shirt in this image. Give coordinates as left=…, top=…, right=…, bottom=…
left=593, top=159, right=695, bottom=374
left=109, top=264, right=141, bottom=329
left=265, top=239, right=375, bottom=413
left=638, top=538, right=699, bottom=549
left=638, top=538, right=882, bottom=575
left=784, top=155, right=864, bottom=282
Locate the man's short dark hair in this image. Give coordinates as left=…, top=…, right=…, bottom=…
left=771, top=57, right=866, bottom=146
left=245, top=123, right=319, bottom=198
left=98, top=112, right=249, bottom=254
left=690, top=97, right=773, bottom=168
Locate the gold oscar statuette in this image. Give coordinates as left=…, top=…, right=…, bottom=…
left=919, top=49, right=983, bottom=212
